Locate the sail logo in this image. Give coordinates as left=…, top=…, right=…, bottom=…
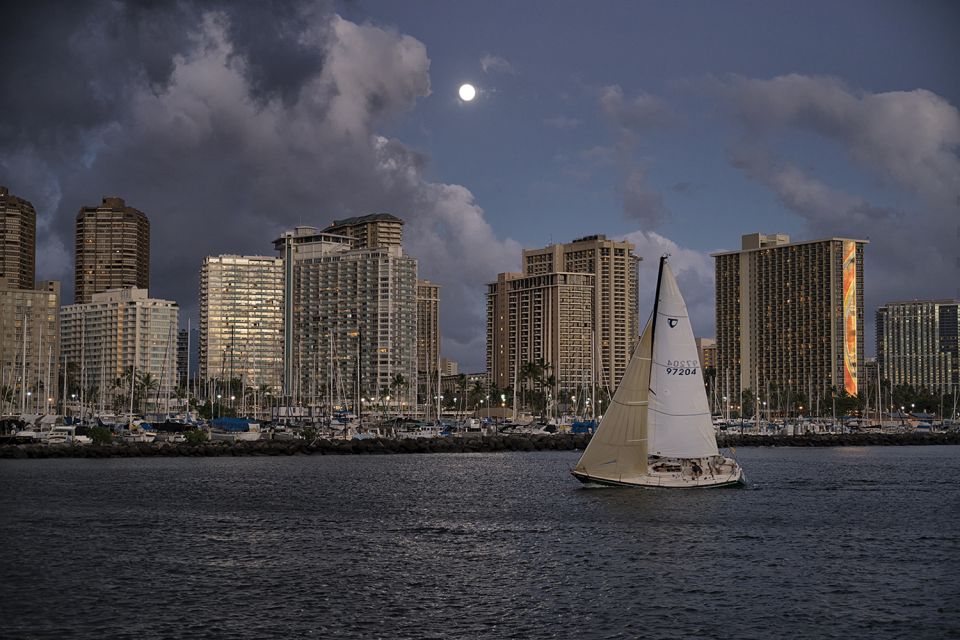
left=667, top=318, right=678, bottom=328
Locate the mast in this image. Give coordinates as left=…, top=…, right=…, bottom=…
left=648, top=256, right=666, bottom=395
left=512, top=315, right=519, bottom=421
left=62, top=354, right=68, bottom=417
left=591, top=330, right=597, bottom=420
left=79, top=315, right=85, bottom=423
left=46, top=345, right=52, bottom=414
left=36, top=321, right=42, bottom=413
left=20, top=312, right=27, bottom=414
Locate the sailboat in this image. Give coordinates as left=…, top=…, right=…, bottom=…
left=572, top=256, right=745, bottom=488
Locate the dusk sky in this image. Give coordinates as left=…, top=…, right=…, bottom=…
left=3, top=0, right=958, bottom=372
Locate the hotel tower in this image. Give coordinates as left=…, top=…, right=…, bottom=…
left=713, top=233, right=867, bottom=408
left=487, top=234, right=640, bottom=404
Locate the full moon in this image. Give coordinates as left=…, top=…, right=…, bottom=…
left=458, top=83, right=476, bottom=101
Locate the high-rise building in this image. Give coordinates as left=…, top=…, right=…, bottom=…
left=440, top=358, right=458, bottom=376
left=60, top=288, right=178, bottom=415
left=75, top=196, right=150, bottom=304
left=0, top=281, right=60, bottom=414
left=713, top=233, right=868, bottom=405
left=274, top=224, right=418, bottom=410
left=486, top=271, right=595, bottom=401
left=876, top=300, right=959, bottom=395
left=417, top=279, right=440, bottom=376
left=696, top=337, right=717, bottom=370
left=199, top=255, right=284, bottom=392
left=323, top=213, right=403, bottom=249
left=522, top=235, right=640, bottom=390
left=177, top=329, right=190, bottom=388
left=0, top=186, right=36, bottom=290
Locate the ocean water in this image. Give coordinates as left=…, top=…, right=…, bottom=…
left=1, top=446, right=958, bottom=639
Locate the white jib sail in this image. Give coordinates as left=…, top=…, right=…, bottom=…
left=647, top=261, right=719, bottom=459
left=573, top=318, right=652, bottom=481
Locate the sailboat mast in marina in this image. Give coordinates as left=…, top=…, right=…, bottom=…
left=572, top=256, right=745, bottom=488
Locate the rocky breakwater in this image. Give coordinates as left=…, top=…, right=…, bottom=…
left=718, top=431, right=960, bottom=448
left=0, top=433, right=594, bottom=459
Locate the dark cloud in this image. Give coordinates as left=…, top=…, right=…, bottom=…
left=0, top=1, right=518, bottom=371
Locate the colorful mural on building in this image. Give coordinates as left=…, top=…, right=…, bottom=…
left=842, top=241, right=858, bottom=396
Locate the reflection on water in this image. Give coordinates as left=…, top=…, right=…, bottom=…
left=1, top=447, right=958, bottom=639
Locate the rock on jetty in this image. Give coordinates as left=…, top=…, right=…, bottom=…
left=717, top=431, right=960, bottom=448
left=1, top=431, right=958, bottom=459
left=0, top=433, right=593, bottom=459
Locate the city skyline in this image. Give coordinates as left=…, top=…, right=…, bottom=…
left=2, top=1, right=958, bottom=372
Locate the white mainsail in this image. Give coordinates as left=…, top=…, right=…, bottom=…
left=647, top=262, right=719, bottom=459
left=573, top=315, right=652, bottom=482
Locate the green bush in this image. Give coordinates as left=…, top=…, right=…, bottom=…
left=89, top=426, right=113, bottom=445
left=184, top=429, right=208, bottom=445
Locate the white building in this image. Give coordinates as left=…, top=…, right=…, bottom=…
left=60, top=288, right=178, bottom=415
left=273, top=225, right=418, bottom=412
left=199, top=255, right=284, bottom=392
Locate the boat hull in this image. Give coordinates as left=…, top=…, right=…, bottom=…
left=572, top=458, right=745, bottom=489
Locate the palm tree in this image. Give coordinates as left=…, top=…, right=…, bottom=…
left=390, top=373, right=407, bottom=416
left=137, top=372, right=159, bottom=413
left=469, top=380, right=485, bottom=414
left=0, top=385, right=13, bottom=414
left=456, top=374, right=467, bottom=419
left=518, top=361, right=541, bottom=412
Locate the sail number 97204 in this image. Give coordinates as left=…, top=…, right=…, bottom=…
left=665, top=360, right=699, bottom=376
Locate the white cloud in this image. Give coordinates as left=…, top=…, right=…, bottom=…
left=620, top=230, right=716, bottom=339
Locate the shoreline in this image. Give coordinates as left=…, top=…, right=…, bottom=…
left=1, top=431, right=959, bottom=459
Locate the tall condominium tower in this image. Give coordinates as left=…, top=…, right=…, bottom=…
left=713, top=233, right=868, bottom=406
left=876, top=300, right=959, bottom=395
left=75, top=196, right=150, bottom=304
left=274, top=225, right=418, bottom=409
left=199, top=255, right=284, bottom=392
left=0, top=186, right=36, bottom=290
left=323, top=213, right=403, bottom=249
left=416, top=279, right=440, bottom=380
left=0, top=281, right=60, bottom=414
left=521, top=235, right=640, bottom=390
left=60, top=288, right=178, bottom=414
left=486, top=271, right=596, bottom=402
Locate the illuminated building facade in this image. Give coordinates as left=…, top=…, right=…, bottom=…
left=199, top=255, right=284, bottom=391
left=60, top=288, right=178, bottom=413
left=0, top=282, right=60, bottom=414
left=486, top=271, right=595, bottom=399
left=274, top=225, right=418, bottom=409
left=877, top=300, right=959, bottom=395
left=713, top=233, right=867, bottom=405
left=522, top=235, right=640, bottom=390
